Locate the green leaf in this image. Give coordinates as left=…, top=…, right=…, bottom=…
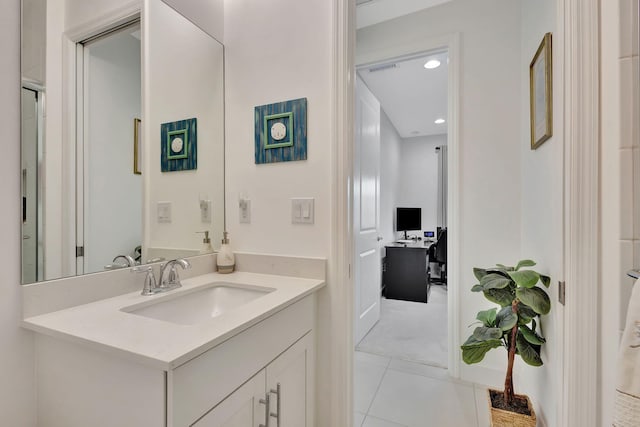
left=496, top=263, right=514, bottom=271
left=480, top=273, right=512, bottom=290
left=515, top=259, right=536, bottom=270
left=484, top=286, right=516, bottom=307
left=496, top=306, right=518, bottom=331
left=461, top=336, right=503, bottom=364
left=473, top=326, right=503, bottom=341
left=476, top=308, right=497, bottom=327
left=540, top=274, right=551, bottom=288
left=473, top=268, right=489, bottom=281
left=508, top=270, right=540, bottom=289
left=471, top=284, right=484, bottom=292
left=516, top=287, right=551, bottom=315
left=517, top=304, right=538, bottom=325
left=516, top=333, right=543, bottom=366
left=519, top=324, right=546, bottom=345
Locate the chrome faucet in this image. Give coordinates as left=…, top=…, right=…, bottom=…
left=113, top=254, right=136, bottom=267
left=132, top=266, right=158, bottom=296
left=158, top=258, right=192, bottom=290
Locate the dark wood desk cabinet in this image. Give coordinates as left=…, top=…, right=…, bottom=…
left=383, top=243, right=430, bottom=303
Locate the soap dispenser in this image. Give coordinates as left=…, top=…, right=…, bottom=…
left=216, top=231, right=235, bottom=274
left=197, top=231, right=213, bottom=254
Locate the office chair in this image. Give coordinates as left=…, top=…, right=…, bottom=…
left=428, top=228, right=447, bottom=287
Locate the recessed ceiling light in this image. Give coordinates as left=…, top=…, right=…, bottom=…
left=424, top=59, right=441, bottom=69
left=434, top=118, right=446, bottom=124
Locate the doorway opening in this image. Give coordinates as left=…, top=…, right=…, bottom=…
left=353, top=50, right=450, bottom=368
left=75, top=20, right=142, bottom=275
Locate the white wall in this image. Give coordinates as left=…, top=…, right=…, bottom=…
left=223, top=0, right=333, bottom=424
left=0, top=0, right=37, bottom=424
left=224, top=0, right=332, bottom=258
left=85, top=31, right=142, bottom=272
left=358, top=0, right=523, bottom=380
left=21, top=0, right=46, bottom=84
left=600, top=0, right=638, bottom=424
left=379, top=109, right=402, bottom=243
left=144, top=0, right=225, bottom=256
left=518, top=0, right=561, bottom=424
left=161, top=0, right=223, bottom=42
left=397, top=134, right=445, bottom=237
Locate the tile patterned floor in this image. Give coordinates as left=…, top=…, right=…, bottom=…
left=354, top=351, right=491, bottom=427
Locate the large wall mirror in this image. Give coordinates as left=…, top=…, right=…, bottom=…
left=21, top=0, right=225, bottom=284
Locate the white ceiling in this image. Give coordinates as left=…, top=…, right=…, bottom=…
left=356, top=0, right=453, bottom=29
left=358, top=51, right=448, bottom=138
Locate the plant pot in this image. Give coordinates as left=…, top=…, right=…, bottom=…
left=487, top=389, right=536, bottom=427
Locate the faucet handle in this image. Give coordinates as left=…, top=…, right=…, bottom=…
left=132, top=266, right=157, bottom=295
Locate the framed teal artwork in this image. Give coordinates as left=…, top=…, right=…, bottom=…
left=254, top=98, right=307, bottom=164
left=161, top=118, right=197, bottom=172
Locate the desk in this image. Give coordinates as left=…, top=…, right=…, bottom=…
left=383, top=241, right=432, bottom=303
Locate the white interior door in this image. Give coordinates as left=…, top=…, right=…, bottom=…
left=354, top=77, right=382, bottom=345
left=77, top=23, right=142, bottom=274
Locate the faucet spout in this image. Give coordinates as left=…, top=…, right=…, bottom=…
left=159, top=258, right=192, bottom=290
left=113, top=254, right=136, bottom=267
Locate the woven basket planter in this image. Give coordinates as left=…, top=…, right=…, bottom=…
left=488, top=389, right=536, bottom=427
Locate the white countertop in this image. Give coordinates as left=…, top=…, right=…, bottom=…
left=22, top=271, right=325, bottom=370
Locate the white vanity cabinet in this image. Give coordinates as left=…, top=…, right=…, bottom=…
left=33, top=294, right=316, bottom=427
left=195, top=333, right=312, bottom=427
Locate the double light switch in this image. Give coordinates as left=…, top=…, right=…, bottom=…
left=291, top=198, right=314, bottom=224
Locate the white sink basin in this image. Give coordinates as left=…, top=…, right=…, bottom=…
left=123, top=283, right=274, bottom=325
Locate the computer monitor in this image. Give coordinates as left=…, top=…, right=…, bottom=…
left=396, top=207, right=421, bottom=239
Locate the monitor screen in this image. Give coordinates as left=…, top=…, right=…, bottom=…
left=396, top=207, right=421, bottom=231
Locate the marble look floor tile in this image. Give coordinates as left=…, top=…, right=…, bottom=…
left=474, top=384, right=491, bottom=427
left=362, top=415, right=408, bottom=427
left=387, top=358, right=450, bottom=381
left=354, top=354, right=388, bottom=413
left=355, top=350, right=392, bottom=368
left=368, top=369, right=478, bottom=427
left=354, top=411, right=366, bottom=427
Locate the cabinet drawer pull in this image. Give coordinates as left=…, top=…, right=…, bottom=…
left=259, top=394, right=270, bottom=427
left=269, top=383, right=281, bottom=427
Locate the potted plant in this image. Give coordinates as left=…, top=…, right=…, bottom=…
left=461, top=260, right=551, bottom=427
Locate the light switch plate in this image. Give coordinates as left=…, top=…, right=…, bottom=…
left=291, top=198, right=314, bottom=224
left=157, top=201, right=172, bottom=223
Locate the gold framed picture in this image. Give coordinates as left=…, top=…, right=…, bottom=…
left=133, top=118, right=142, bottom=174
left=530, top=32, right=552, bottom=150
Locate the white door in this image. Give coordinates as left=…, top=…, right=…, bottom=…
left=77, top=23, right=143, bottom=274
left=193, top=370, right=267, bottom=427
left=354, top=77, right=382, bottom=345
left=265, top=334, right=313, bottom=427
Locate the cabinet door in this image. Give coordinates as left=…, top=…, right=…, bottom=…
left=265, top=333, right=314, bottom=427
left=193, top=370, right=266, bottom=427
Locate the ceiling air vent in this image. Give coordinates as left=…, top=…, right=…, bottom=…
left=368, top=63, right=397, bottom=73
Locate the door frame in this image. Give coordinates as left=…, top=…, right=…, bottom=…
left=353, top=35, right=462, bottom=375
left=331, top=0, right=599, bottom=426
left=59, top=3, right=141, bottom=277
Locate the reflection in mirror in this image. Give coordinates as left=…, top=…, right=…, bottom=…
left=20, top=0, right=225, bottom=284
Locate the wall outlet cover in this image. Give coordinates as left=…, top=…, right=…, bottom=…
left=239, top=199, right=251, bottom=224
left=157, top=201, right=172, bottom=223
